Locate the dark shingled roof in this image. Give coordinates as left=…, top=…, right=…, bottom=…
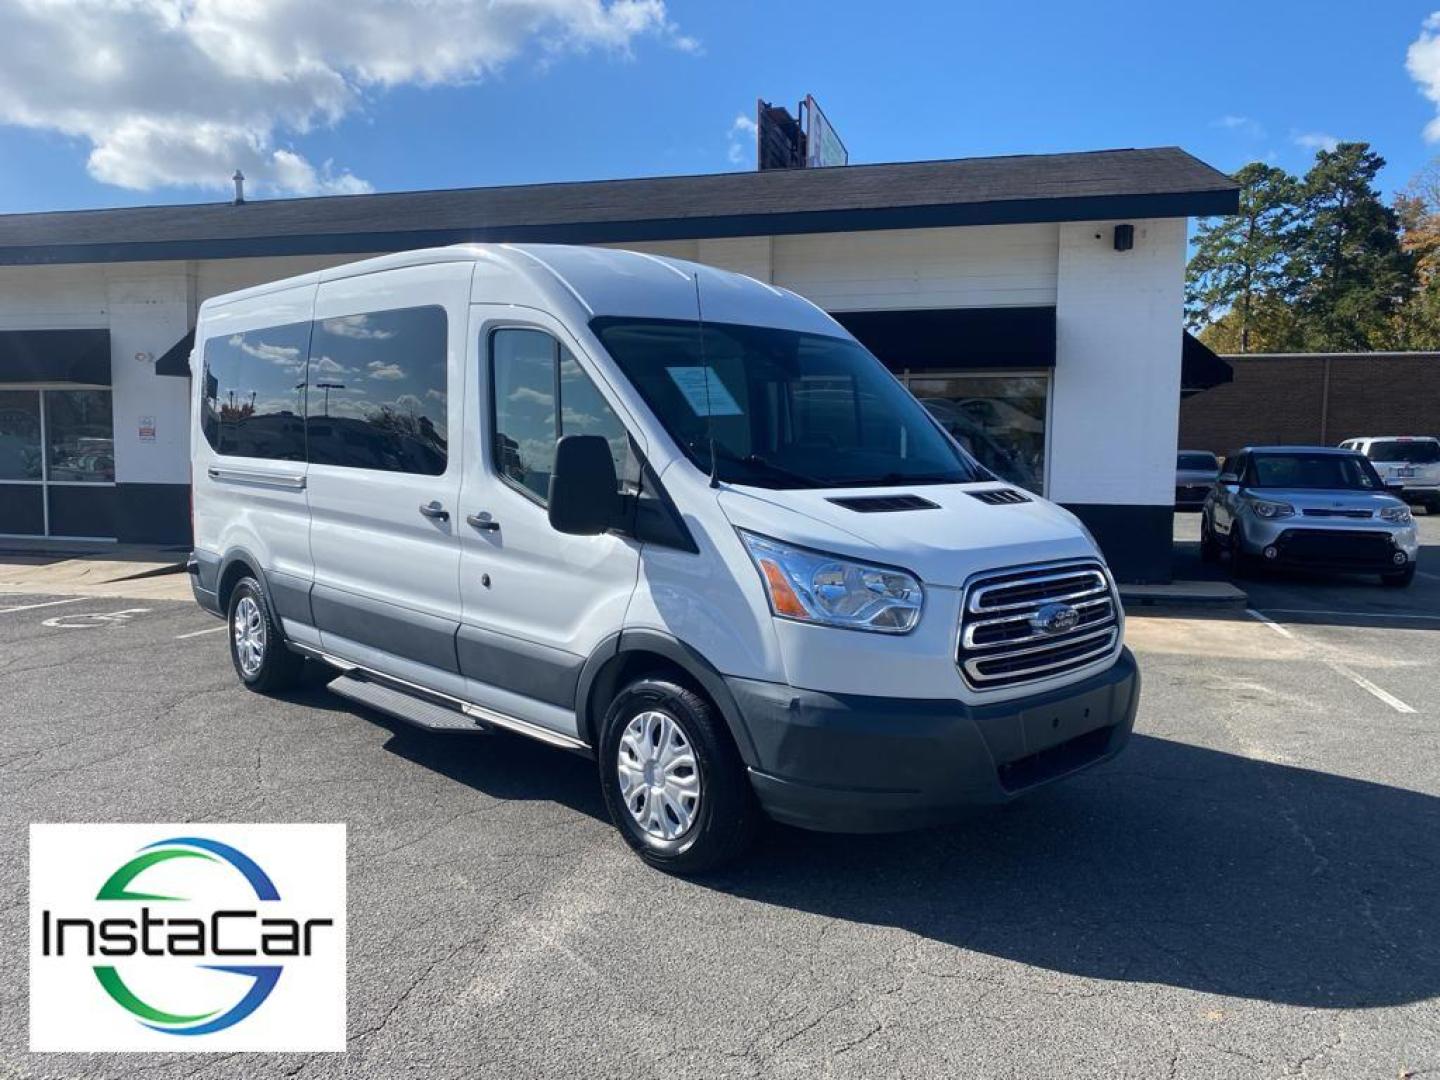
left=0, top=146, right=1237, bottom=266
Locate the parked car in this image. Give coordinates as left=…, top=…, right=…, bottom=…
left=1339, top=436, right=1440, bottom=513
left=1175, top=450, right=1220, bottom=510
left=188, top=244, right=1139, bottom=873
left=1201, top=446, right=1418, bottom=586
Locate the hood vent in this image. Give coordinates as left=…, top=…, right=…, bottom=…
left=968, top=488, right=1031, bottom=506
left=827, top=494, right=940, bottom=513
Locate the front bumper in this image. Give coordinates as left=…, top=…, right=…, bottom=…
left=727, top=649, right=1139, bottom=833
left=1238, top=519, right=1419, bottom=572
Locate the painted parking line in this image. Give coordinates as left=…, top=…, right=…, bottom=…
left=175, top=625, right=227, bottom=640
left=0, top=597, right=84, bottom=615
left=1246, top=609, right=1416, bottom=715
left=1256, top=607, right=1440, bottom=622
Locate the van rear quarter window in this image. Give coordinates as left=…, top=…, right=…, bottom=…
left=201, top=322, right=310, bottom=460
left=305, top=306, right=448, bottom=475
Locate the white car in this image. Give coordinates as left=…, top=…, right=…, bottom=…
left=187, top=244, right=1138, bottom=872
left=1340, top=436, right=1440, bottom=512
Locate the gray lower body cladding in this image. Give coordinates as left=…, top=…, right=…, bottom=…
left=729, top=649, right=1140, bottom=832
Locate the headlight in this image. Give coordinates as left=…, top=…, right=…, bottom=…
left=1381, top=504, right=1413, bottom=524
left=739, top=531, right=923, bottom=634
left=1248, top=498, right=1295, bottom=519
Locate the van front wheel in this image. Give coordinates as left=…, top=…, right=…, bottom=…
left=598, top=677, right=759, bottom=874
left=227, top=577, right=304, bottom=692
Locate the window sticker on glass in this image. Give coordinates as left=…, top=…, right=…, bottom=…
left=665, top=366, right=742, bottom=416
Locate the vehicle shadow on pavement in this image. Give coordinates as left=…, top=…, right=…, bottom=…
left=1170, top=537, right=1440, bottom=631
left=707, top=733, right=1440, bottom=1009
left=337, top=701, right=609, bottom=823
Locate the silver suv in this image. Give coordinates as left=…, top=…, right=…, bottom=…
left=1340, top=436, right=1440, bottom=513
left=1201, top=446, right=1419, bottom=586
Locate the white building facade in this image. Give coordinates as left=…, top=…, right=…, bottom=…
left=0, top=148, right=1236, bottom=580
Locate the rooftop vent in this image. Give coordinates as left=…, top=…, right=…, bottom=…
left=968, top=488, right=1032, bottom=506
left=827, top=494, right=940, bottom=513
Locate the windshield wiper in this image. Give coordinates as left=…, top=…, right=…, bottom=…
left=698, top=443, right=826, bottom=487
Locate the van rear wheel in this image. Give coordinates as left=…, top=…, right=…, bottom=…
left=227, top=577, right=304, bottom=692
left=598, top=677, right=759, bottom=874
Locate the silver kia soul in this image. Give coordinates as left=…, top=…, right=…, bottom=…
left=187, top=244, right=1139, bottom=872
left=1201, top=445, right=1420, bottom=586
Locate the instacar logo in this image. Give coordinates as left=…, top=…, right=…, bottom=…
left=30, top=824, right=346, bottom=1053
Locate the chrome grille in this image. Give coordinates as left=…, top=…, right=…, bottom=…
left=958, top=561, right=1119, bottom=689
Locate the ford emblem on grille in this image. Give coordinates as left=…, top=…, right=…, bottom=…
left=1031, top=602, right=1080, bottom=635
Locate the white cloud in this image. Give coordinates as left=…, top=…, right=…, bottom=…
left=1410, top=13, right=1440, bottom=141
left=367, top=361, right=406, bottom=380
left=311, top=355, right=350, bottom=375
left=1293, top=131, right=1341, bottom=153
left=1212, top=114, right=1264, bottom=138
left=727, top=113, right=757, bottom=166
left=321, top=315, right=396, bottom=340
left=0, top=0, right=692, bottom=196
left=229, top=334, right=303, bottom=370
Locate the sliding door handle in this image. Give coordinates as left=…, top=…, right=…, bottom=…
left=419, top=501, right=450, bottom=522
left=466, top=513, right=500, bottom=531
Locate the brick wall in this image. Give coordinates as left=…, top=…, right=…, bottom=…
left=1179, top=353, right=1440, bottom=453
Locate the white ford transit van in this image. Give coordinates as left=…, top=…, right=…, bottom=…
left=188, top=245, right=1139, bottom=872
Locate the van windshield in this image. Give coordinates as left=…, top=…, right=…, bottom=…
left=591, top=317, right=984, bottom=489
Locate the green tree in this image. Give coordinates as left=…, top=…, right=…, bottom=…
left=1291, top=143, right=1414, bottom=351
left=1186, top=162, right=1301, bottom=353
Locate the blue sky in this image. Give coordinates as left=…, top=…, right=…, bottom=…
left=2, top=0, right=1440, bottom=215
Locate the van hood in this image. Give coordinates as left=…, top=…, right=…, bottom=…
left=716, top=482, right=1103, bottom=588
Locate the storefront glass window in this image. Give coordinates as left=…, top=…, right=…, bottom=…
left=905, top=374, right=1049, bottom=493
left=0, top=391, right=43, bottom=480
left=45, top=389, right=115, bottom=482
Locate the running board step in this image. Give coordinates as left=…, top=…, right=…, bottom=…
left=327, top=673, right=485, bottom=733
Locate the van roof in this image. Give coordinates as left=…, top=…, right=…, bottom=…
left=197, top=243, right=840, bottom=336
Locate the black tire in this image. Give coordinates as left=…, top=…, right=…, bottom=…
left=1199, top=515, right=1221, bottom=563
left=226, top=576, right=305, bottom=692
left=1382, top=564, right=1416, bottom=588
left=598, top=677, right=759, bottom=874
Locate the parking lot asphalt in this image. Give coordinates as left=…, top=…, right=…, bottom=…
left=3, top=516, right=1438, bottom=1079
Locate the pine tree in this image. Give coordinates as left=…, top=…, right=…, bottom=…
left=1186, top=163, right=1301, bottom=353
left=1291, top=143, right=1415, bottom=350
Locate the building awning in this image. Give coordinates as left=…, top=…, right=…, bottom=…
left=832, top=306, right=1056, bottom=372
left=0, top=329, right=110, bottom=384
left=1181, top=331, right=1233, bottom=396
left=155, top=328, right=194, bottom=377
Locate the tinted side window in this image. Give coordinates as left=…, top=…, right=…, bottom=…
left=559, top=349, right=635, bottom=489
left=201, top=322, right=310, bottom=460
left=306, top=306, right=448, bottom=475
left=493, top=329, right=558, bottom=502
left=492, top=328, right=633, bottom=505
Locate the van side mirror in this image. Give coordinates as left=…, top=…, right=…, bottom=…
left=548, top=435, right=619, bottom=536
